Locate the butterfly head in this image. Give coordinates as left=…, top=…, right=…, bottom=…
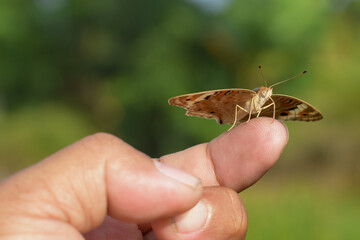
left=252, top=87, right=273, bottom=111
left=253, top=86, right=273, bottom=96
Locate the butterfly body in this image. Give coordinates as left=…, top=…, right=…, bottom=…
left=251, top=87, right=273, bottom=113
left=168, top=87, right=323, bottom=126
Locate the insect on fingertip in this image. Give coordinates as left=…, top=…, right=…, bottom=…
left=168, top=68, right=322, bottom=129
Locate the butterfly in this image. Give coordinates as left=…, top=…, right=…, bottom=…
left=168, top=66, right=323, bottom=131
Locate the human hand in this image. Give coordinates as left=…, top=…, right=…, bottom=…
left=0, top=118, right=288, bottom=240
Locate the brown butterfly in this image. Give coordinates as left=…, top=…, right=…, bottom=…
left=168, top=66, right=323, bottom=131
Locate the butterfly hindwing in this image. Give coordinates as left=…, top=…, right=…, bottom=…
left=260, top=94, right=323, bottom=121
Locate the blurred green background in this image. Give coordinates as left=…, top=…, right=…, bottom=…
left=0, top=0, right=359, bottom=238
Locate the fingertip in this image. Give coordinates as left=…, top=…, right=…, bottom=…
left=209, top=117, right=289, bottom=191
left=248, top=118, right=289, bottom=160
left=225, top=117, right=288, bottom=145
left=213, top=117, right=288, bottom=160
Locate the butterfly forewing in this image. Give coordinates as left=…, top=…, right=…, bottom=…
left=168, top=89, right=256, bottom=124
left=259, top=94, right=323, bottom=121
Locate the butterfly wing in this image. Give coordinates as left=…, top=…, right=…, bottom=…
left=260, top=94, right=323, bottom=121
left=168, top=89, right=256, bottom=125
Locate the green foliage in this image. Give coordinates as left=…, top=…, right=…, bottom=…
left=242, top=178, right=360, bottom=239
left=0, top=103, right=96, bottom=174
left=0, top=0, right=359, bottom=238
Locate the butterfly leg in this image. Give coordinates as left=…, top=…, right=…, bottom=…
left=227, top=104, right=249, bottom=131
left=270, top=97, right=276, bottom=123
left=256, top=98, right=275, bottom=122
left=256, top=108, right=262, bottom=118
left=246, top=98, right=254, bottom=123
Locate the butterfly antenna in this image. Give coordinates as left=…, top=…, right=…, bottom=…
left=258, top=65, right=267, bottom=87
left=270, top=70, right=308, bottom=89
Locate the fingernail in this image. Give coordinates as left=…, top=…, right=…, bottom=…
left=173, top=201, right=208, bottom=233
left=153, top=160, right=201, bottom=189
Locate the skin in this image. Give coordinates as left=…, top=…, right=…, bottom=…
left=0, top=118, right=288, bottom=240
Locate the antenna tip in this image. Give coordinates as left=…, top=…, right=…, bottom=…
left=303, top=70, right=308, bottom=74
left=258, top=65, right=261, bottom=69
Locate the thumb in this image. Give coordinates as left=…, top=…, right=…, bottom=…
left=0, top=133, right=202, bottom=238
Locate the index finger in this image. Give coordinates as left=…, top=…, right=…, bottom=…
left=159, top=118, right=288, bottom=192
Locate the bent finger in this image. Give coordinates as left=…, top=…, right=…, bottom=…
left=0, top=133, right=202, bottom=238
